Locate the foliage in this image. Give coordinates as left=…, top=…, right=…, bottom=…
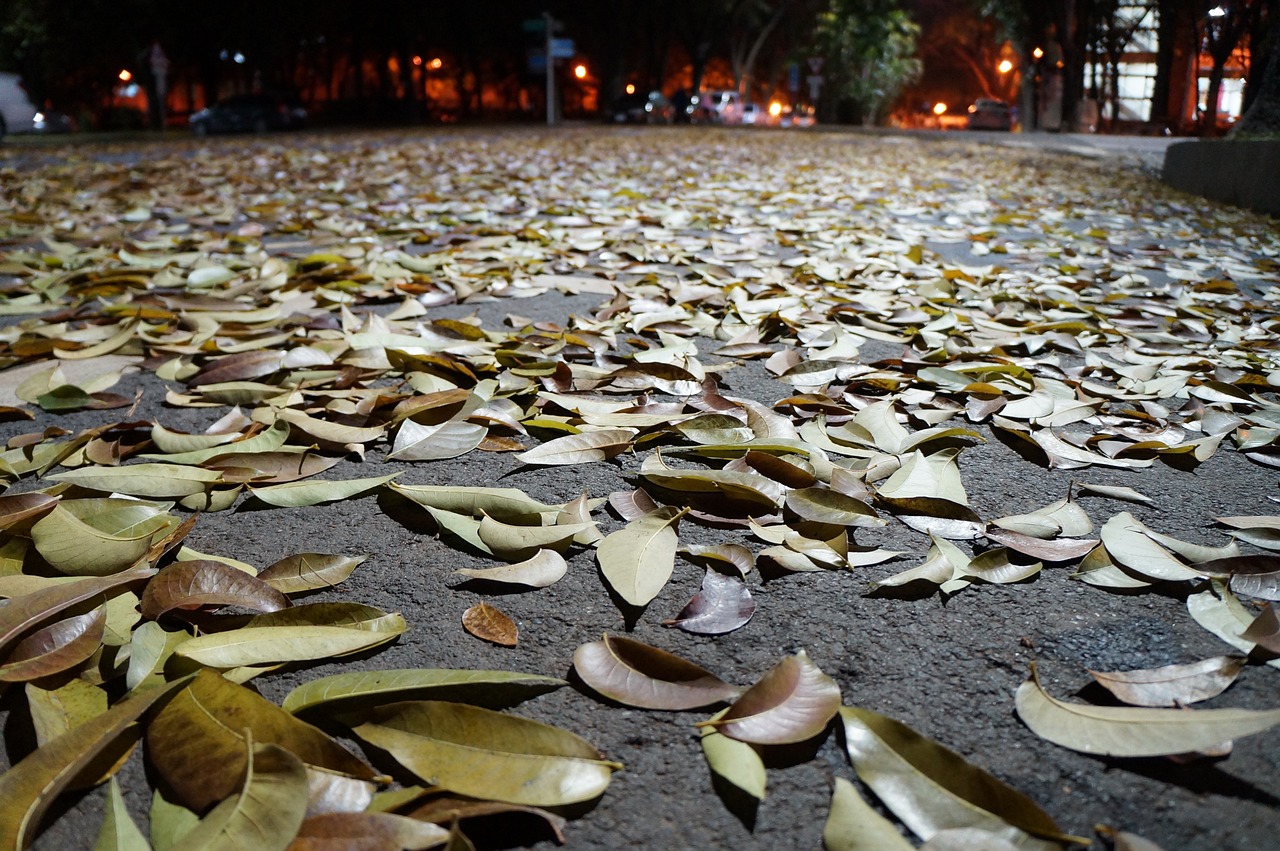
left=814, top=0, right=922, bottom=124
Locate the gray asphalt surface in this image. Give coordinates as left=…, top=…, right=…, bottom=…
left=2, top=126, right=1278, bottom=851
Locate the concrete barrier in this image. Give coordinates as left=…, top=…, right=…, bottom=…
left=1162, top=139, right=1280, bottom=216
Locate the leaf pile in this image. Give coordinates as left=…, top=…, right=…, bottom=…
left=1, top=128, right=1279, bottom=846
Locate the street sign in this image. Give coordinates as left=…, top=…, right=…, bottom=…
left=788, top=62, right=800, bottom=92
left=522, top=18, right=563, bottom=33
left=807, top=74, right=824, bottom=102
left=528, top=51, right=547, bottom=74
left=807, top=56, right=824, bottom=74
left=550, top=38, right=575, bottom=59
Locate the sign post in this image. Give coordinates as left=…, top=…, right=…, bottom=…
left=545, top=12, right=556, bottom=125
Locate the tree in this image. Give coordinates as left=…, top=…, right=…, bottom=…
left=1233, top=29, right=1280, bottom=133
left=816, top=0, right=922, bottom=124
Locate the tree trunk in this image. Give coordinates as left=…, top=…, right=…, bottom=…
left=1232, top=41, right=1280, bottom=136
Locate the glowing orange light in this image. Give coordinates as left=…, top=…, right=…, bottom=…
left=118, top=69, right=133, bottom=82
left=428, top=57, right=443, bottom=70
left=998, top=59, right=1014, bottom=74
left=412, top=55, right=423, bottom=66
left=1032, top=47, right=1044, bottom=60
left=768, top=101, right=783, bottom=117
left=933, top=102, right=947, bottom=116
left=573, top=64, right=587, bottom=80
left=625, top=84, right=636, bottom=95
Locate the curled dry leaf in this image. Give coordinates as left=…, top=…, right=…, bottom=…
left=839, top=707, right=1076, bottom=848
left=662, top=569, right=756, bottom=635
left=292, top=812, right=449, bottom=850
left=572, top=633, right=739, bottom=710
left=703, top=650, right=840, bottom=745
left=514, top=427, right=635, bottom=466
left=257, top=553, right=367, bottom=595
left=597, top=506, right=684, bottom=609
left=248, top=472, right=400, bottom=508
left=0, top=492, right=58, bottom=533
left=0, top=677, right=190, bottom=851
left=785, top=487, right=883, bottom=528
left=608, top=488, right=661, bottom=521
left=476, top=514, right=589, bottom=562
left=982, top=528, right=1098, bottom=563
left=95, top=777, right=148, bottom=851
left=0, top=605, right=106, bottom=682
left=1192, top=554, right=1280, bottom=601
left=282, top=669, right=566, bottom=716
left=681, top=543, right=754, bottom=577
left=182, top=738, right=310, bottom=850
left=822, top=776, right=914, bottom=851
left=462, top=602, right=518, bottom=647
left=453, top=549, right=568, bottom=589
left=1240, top=604, right=1280, bottom=656
left=30, top=499, right=175, bottom=577
left=699, top=706, right=767, bottom=803
left=140, top=559, right=290, bottom=620
left=399, top=794, right=567, bottom=845
left=147, top=670, right=376, bottom=811
left=1015, top=663, right=1280, bottom=757
left=0, top=567, right=154, bottom=656
left=1099, top=513, right=1204, bottom=582
left=351, top=700, right=619, bottom=807
left=1088, top=656, right=1246, bottom=707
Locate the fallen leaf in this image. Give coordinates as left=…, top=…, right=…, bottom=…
left=453, top=549, right=568, bottom=589
left=700, top=707, right=767, bottom=803
left=248, top=473, right=400, bottom=508
left=1015, top=662, right=1280, bottom=757
left=702, top=650, right=840, bottom=745
left=662, top=569, right=756, bottom=634
left=462, top=602, right=518, bottom=647
left=95, top=777, right=150, bottom=851
left=597, top=506, right=684, bottom=608
left=282, top=668, right=566, bottom=716
left=257, top=553, right=367, bottom=595
left=839, top=706, right=1074, bottom=848
left=173, top=737, right=308, bottom=851
left=146, top=670, right=376, bottom=811
left=1088, top=656, right=1245, bottom=707
left=289, top=812, right=449, bottom=850
left=0, top=677, right=190, bottom=850
left=351, top=700, right=618, bottom=806
left=572, top=633, right=739, bottom=710
left=140, top=560, right=290, bottom=620
left=515, top=428, right=635, bottom=466
left=822, top=777, right=913, bottom=851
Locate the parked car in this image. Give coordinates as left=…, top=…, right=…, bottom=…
left=189, top=93, right=307, bottom=135
left=607, top=90, right=673, bottom=124
left=741, top=103, right=768, bottom=126
left=966, top=98, right=1013, bottom=131
left=0, top=72, right=39, bottom=141
left=702, top=90, right=744, bottom=124
left=33, top=110, right=75, bottom=134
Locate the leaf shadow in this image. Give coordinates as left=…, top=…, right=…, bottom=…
left=449, top=577, right=542, bottom=597
left=708, top=771, right=760, bottom=830
left=593, top=564, right=648, bottom=631
left=1097, top=756, right=1280, bottom=807
left=755, top=723, right=834, bottom=769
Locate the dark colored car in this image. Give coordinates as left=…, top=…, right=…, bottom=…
left=607, top=90, right=673, bottom=125
left=189, top=94, right=307, bottom=135
left=966, top=98, right=1013, bottom=131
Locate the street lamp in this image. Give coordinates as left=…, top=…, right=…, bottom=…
left=574, top=64, right=587, bottom=80
left=998, top=59, right=1014, bottom=74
